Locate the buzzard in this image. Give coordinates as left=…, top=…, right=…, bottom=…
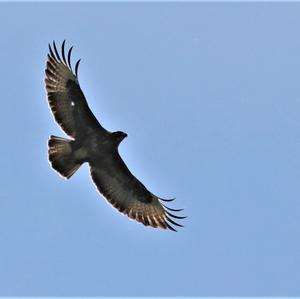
left=45, top=41, right=185, bottom=231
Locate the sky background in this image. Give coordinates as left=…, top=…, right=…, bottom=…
left=0, top=2, right=300, bottom=296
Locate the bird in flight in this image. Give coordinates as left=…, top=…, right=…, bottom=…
left=45, top=41, right=186, bottom=231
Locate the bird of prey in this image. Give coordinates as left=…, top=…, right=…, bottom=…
left=45, top=41, right=185, bottom=231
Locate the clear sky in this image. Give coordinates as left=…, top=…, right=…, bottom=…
left=0, top=2, right=299, bottom=296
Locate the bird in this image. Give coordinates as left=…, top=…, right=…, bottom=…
left=45, top=40, right=186, bottom=231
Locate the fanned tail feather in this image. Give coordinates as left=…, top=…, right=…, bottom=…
left=48, top=135, right=81, bottom=179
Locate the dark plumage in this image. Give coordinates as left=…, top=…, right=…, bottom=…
left=45, top=41, right=186, bottom=231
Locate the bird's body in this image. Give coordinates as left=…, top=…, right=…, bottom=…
left=45, top=41, right=185, bottom=231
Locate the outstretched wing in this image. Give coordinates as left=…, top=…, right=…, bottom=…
left=90, top=153, right=186, bottom=231
left=45, top=40, right=107, bottom=138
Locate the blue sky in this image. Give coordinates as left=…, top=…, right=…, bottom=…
left=0, top=2, right=300, bottom=296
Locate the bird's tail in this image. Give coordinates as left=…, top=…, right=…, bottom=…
left=48, top=135, right=82, bottom=179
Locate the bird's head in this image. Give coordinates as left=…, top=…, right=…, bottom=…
left=112, top=131, right=128, bottom=145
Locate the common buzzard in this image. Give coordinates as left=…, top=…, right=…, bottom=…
left=45, top=41, right=185, bottom=231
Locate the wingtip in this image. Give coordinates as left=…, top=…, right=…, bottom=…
left=61, top=40, right=67, bottom=64
left=53, top=40, right=61, bottom=61
left=160, top=197, right=176, bottom=202
left=68, top=46, right=73, bottom=70
left=166, top=222, right=177, bottom=232
left=166, top=214, right=184, bottom=227
left=161, top=202, right=184, bottom=212
left=159, top=197, right=187, bottom=231
left=75, top=59, right=81, bottom=77
left=48, top=43, right=55, bottom=58
left=166, top=211, right=187, bottom=220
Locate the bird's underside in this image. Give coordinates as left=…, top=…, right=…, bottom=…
left=45, top=40, right=186, bottom=231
